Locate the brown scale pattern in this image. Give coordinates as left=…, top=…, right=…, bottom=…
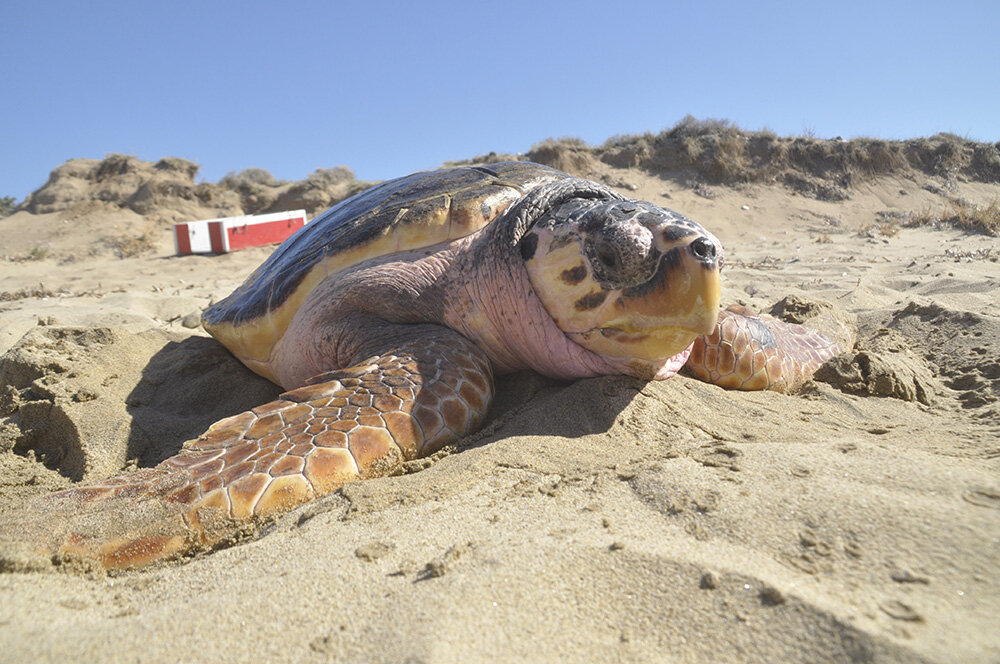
left=30, top=332, right=494, bottom=570
left=686, top=305, right=852, bottom=392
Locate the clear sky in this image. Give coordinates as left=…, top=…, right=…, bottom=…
left=2, top=0, right=998, bottom=201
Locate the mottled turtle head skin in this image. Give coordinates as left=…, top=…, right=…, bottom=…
left=520, top=199, right=723, bottom=363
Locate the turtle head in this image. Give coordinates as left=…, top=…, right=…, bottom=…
left=520, top=199, right=722, bottom=363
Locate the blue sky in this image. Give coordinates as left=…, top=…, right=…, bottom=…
left=2, top=0, right=998, bottom=201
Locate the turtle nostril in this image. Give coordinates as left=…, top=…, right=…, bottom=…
left=595, top=243, right=619, bottom=269
left=689, top=237, right=717, bottom=263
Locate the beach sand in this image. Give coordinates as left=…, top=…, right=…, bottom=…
left=0, top=155, right=998, bottom=663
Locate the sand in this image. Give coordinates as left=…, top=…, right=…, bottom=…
left=0, top=156, right=998, bottom=663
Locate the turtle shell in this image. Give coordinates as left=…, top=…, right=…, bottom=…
left=202, top=161, right=570, bottom=373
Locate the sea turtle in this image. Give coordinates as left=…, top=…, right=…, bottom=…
left=1, top=162, right=851, bottom=571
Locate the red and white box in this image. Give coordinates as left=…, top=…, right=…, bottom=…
left=173, top=219, right=213, bottom=255
left=174, top=209, right=308, bottom=255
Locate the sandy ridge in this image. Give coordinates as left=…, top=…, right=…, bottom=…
left=0, top=145, right=997, bottom=663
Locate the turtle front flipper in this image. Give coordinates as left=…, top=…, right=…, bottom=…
left=685, top=305, right=855, bottom=392
left=0, top=327, right=494, bottom=572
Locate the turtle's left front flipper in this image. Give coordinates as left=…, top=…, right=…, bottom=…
left=685, top=305, right=855, bottom=392
left=0, top=328, right=494, bottom=572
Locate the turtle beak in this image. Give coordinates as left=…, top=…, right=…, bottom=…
left=628, top=234, right=721, bottom=330
left=593, top=233, right=722, bottom=359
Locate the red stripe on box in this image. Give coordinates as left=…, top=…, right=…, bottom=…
left=208, top=221, right=227, bottom=253
left=175, top=223, right=192, bottom=255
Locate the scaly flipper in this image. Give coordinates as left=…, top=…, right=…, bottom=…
left=0, top=327, right=493, bottom=571
left=686, top=305, right=855, bottom=392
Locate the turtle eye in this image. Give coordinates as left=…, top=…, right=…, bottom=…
left=519, top=233, right=539, bottom=261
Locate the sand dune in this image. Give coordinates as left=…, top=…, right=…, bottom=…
left=0, top=138, right=998, bottom=663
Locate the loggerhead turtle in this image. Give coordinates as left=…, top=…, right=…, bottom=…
left=2, top=162, right=851, bottom=571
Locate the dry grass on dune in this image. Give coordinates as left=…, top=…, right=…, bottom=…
left=598, top=116, right=999, bottom=187
left=875, top=197, right=1000, bottom=237
left=912, top=197, right=1000, bottom=235
left=451, top=116, right=1000, bottom=206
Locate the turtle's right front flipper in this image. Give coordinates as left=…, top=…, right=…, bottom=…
left=0, top=327, right=493, bottom=572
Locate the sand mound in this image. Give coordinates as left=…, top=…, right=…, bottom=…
left=525, top=138, right=604, bottom=177
left=0, top=325, right=279, bottom=489
left=21, top=155, right=241, bottom=223
left=220, top=166, right=370, bottom=216
left=16, top=155, right=371, bottom=231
